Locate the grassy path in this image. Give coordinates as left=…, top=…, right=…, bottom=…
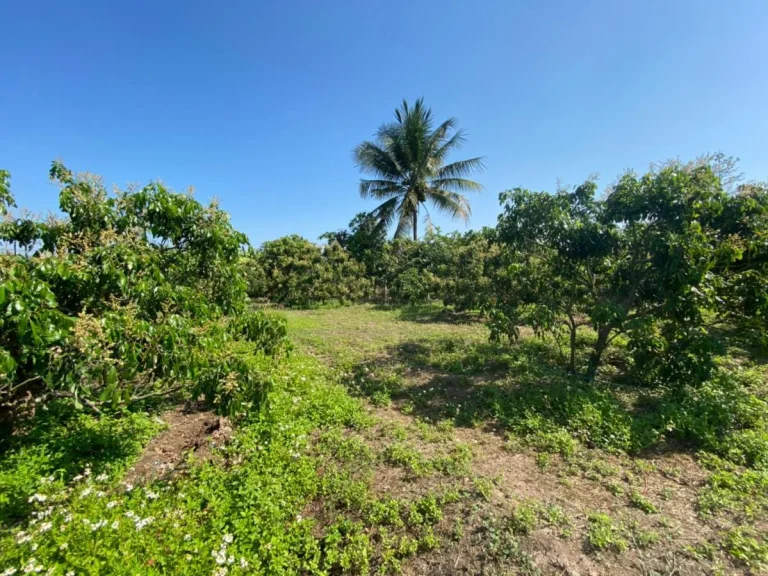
left=285, top=304, right=754, bottom=576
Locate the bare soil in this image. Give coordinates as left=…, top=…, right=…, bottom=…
left=124, top=407, right=232, bottom=484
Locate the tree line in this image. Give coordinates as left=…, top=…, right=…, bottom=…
left=245, top=155, right=768, bottom=389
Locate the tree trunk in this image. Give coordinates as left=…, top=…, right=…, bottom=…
left=569, top=325, right=577, bottom=373
left=586, top=324, right=612, bottom=379
left=413, top=211, right=418, bottom=241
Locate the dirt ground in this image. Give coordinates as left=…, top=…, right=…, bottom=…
left=124, top=408, right=232, bottom=484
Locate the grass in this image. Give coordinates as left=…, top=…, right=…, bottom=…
left=283, top=304, right=768, bottom=572
left=1, top=302, right=766, bottom=575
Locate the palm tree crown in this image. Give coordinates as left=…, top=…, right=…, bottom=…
left=354, top=98, right=484, bottom=240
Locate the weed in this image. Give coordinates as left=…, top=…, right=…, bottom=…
left=414, top=494, right=443, bottom=525
left=451, top=519, right=465, bottom=542
left=418, top=526, right=440, bottom=551
left=626, top=521, right=660, bottom=549
left=541, top=504, right=570, bottom=528
left=628, top=490, right=658, bottom=514
left=683, top=541, right=718, bottom=562
left=698, top=469, right=768, bottom=519
left=509, top=501, right=539, bottom=535
left=483, top=516, right=541, bottom=575
left=586, top=513, right=628, bottom=553
left=605, top=480, right=624, bottom=496
left=721, top=527, right=768, bottom=570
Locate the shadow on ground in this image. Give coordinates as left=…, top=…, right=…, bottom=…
left=373, top=303, right=485, bottom=325
left=340, top=334, right=709, bottom=460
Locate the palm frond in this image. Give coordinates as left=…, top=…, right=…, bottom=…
left=358, top=179, right=404, bottom=200
left=393, top=193, right=419, bottom=239
left=431, top=128, right=465, bottom=165
left=430, top=177, right=483, bottom=193
left=427, top=188, right=472, bottom=223
left=369, top=196, right=402, bottom=232
left=436, top=157, right=485, bottom=180
left=354, top=141, right=403, bottom=180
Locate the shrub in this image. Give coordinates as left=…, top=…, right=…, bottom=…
left=0, top=163, right=288, bottom=421
left=246, top=235, right=371, bottom=307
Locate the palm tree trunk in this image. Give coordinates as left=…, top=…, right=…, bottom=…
left=413, top=211, right=418, bottom=241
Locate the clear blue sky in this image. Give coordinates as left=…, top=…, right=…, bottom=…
left=2, top=0, right=766, bottom=245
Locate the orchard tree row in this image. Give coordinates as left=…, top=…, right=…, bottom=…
left=245, top=155, right=768, bottom=387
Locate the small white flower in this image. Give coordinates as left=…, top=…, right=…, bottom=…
left=134, top=516, right=154, bottom=531
left=212, top=549, right=227, bottom=565
left=106, top=501, right=118, bottom=509
left=71, top=475, right=84, bottom=482
left=59, top=542, right=68, bottom=550
left=296, top=514, right=303, bottom=522
left=95, top=491, right=105, bottom=498
left=239, top=558, right=248, bottom=569
left=39, top=522, right=52, bottom=533
left=83, top=467, right=92, bottom=477
left=145, top=490, right=159, bottom=500
left=28, top=494, right=47, bottom=503
left=222, top=533, right=234, bottom=544
left=95, top=473, right=108, bottom=482
left=123, top=483, right=134, bottom=493
left=17, top=534, right=32, bottom=544
left=1, top=568, right=18, bottom=576
left=80, top=488, right=93, bottom=498
left=183, top=534, right=191, bottom=541
left=90, top=520, right=107, bottom=531
left=111, top=520, right=119, bottom=530
left=66, top=572, right=74, bottom=576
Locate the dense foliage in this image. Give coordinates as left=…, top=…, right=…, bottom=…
left=247, top=156, right=768, bottom=396
left=245, top=235, right=371, bottom=307
left=0, top=163, right=289, bottom=423
left=489, top=160, right=768, bottom=384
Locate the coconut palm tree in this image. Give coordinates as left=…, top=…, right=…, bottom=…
left=353, top=98, right=484, bottom=240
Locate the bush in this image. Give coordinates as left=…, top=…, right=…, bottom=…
left=246, top=235, right=371, bottom=307
left=0, top=163, right=288, bottom=421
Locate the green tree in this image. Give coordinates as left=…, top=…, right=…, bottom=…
left=1, top=163, right=288, bottom=418
left=249, top=235, right=371, bottom=307
left=491, top=161, right=755, bottom=384
left=0, top=170, right=16, bottom=216
left=354, top=98, right=484, bottom=240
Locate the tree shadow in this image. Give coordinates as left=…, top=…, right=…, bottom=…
left=373, top=302, right=484, bottom=325
left=339, top=334, right=720, bottom=460
left=0, top=402, right=160, bottom=526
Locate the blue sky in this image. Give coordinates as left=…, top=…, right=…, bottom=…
left=2, top=0, right=766, bottom=245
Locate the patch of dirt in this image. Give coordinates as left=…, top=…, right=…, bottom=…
left=124, top=407, right=232, bottom=484
left=370, top=405, right=720, bottom=576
